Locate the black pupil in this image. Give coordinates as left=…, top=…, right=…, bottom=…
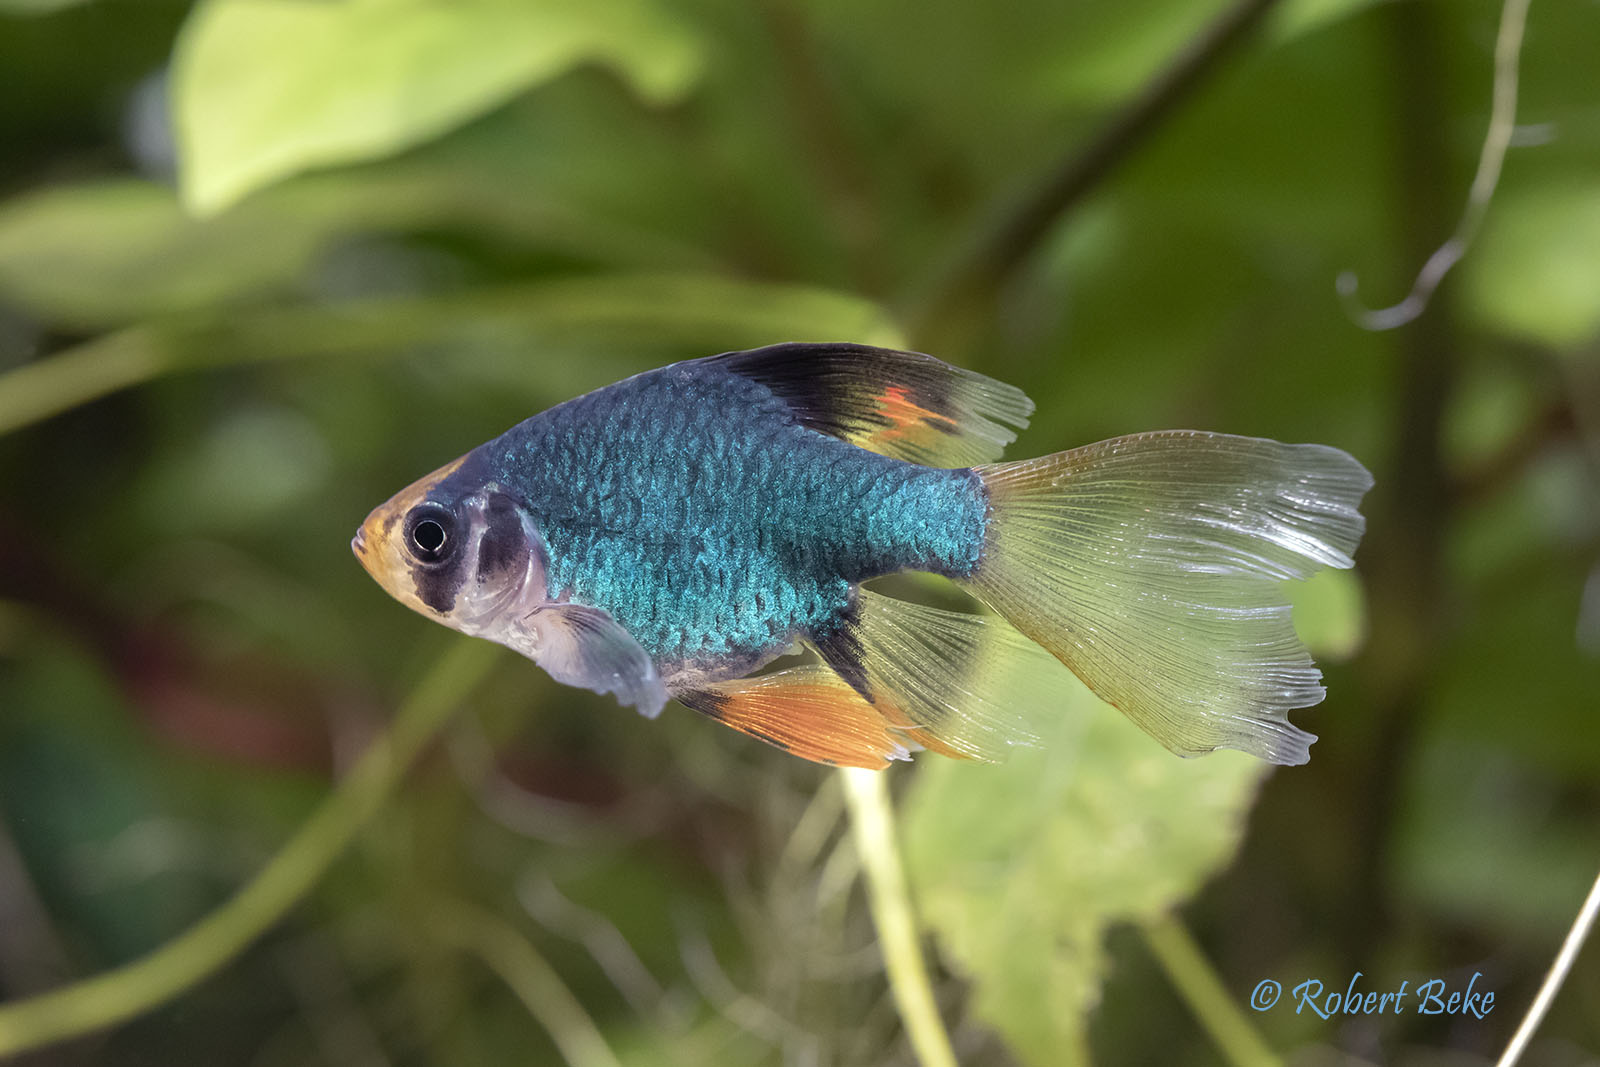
left=413, top=519, right=447, bottom=554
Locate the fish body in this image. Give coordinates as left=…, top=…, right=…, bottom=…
left=472, top=364, right=985, bottom=684
left=355, top=343, right=1373, bottom=769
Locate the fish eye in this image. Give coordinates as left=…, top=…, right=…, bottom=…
left=404, top=505, right=456, bottom=565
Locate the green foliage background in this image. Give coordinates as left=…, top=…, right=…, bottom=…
left=0, top=0, right=1597, bottom=1063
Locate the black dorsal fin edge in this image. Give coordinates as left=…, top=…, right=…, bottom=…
left=709, top=343, right=1034, bottom=468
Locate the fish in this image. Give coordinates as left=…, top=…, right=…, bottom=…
left=353, top=343, right=1372, bottom=770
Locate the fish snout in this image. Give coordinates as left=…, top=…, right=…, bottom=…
left=352, top=502, right=411, bottom=589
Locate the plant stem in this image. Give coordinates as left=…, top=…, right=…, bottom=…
left=840, top=767, right=957, bottom=1067
left=1140, top=914, right=1281, bottom=1067
left=1338, top=0, right=1532, bottom=329
left=0, top=639, right=500, bottom=1058
left=1495, top=866, right=1600, bottom=1067
left=434, top=901, right=622, bottom=1067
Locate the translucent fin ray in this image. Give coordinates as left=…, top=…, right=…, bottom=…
left=711, top=342, right=1033, bottom=467
left=814, top=588, right=1066, bottom=762
left=514, top=603, right=668, bottom=718
left=677, top=666, right=915, bottom=769
left=967, top=431, right=1373, bottom=765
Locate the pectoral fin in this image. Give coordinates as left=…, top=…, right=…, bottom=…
left=517, top=604, right=669, bottom=719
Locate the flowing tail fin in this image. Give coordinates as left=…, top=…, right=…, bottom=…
left=963, top=431, right=1372, bottom=765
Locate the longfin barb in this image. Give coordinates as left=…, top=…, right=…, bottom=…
left=965, top=431, right=1373, bottom=765
left=712, top=342, right=1033, bottom=467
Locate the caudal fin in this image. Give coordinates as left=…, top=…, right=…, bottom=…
left=964, top=431, right=1373, bottom=765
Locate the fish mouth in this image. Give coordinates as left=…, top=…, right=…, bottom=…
left=351, top=454, right=473, bottom=615
left=351, top=511, right=384, bottom=580
left=351, top=504, right=396, bottom=585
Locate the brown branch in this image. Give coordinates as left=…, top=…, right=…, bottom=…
left=762, top=0, right=887, bottom=296
left=1335, top=0, right=1460, bottom=970
left=910, top=0, right=1287, bottom=344
left=1453, top=398, right=1577, bottom=507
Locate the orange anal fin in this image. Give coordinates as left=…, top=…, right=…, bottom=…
left=811, top=590, right=1055, bottom=763
left=677, top=667, right=916, bottom=770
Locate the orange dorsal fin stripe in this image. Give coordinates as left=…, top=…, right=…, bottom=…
left=858, top=384, right=961, bottom=455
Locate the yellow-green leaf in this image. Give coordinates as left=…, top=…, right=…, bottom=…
left=901, top=675, right=1268, bottom=1066
left=172, top=0, right=704, bottom=215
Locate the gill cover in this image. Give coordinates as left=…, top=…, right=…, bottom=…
left=352, top=456, right=668, bottom=718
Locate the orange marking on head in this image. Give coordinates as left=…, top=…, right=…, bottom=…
left=352, top=454, right=468, bottom=616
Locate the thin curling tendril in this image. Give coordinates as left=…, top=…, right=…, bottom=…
left=1339, top=0, right=1533, bottom=331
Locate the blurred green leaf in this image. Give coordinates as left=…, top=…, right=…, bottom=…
left=171, top=0, right=706, bottom=215
left=140, top=405, right=333, bottom=531
left=0, top=180, right=323, bottom=328
left=0, top=0, right=92, bottom=13
left=901, top=678, right=1266, bottom=1067
left=1467, top=182, right=1600, bottom=348
left=0, top=643, right=205, bottom=964
left=0, top=173, right=717, bottom=330
left=1395, top=740, right=1600, bottom=938
left=812, top=0, right=1228, bottom=132
left=1442, top=355, right=1541, bottom=473
left=4, top=0, right=1598, bottom=1060
left=1288, top=568, right=1367, bottom=661
left=1266, top=0, right=1383, bottom=43
left=0, top=274, right=904, bottom=434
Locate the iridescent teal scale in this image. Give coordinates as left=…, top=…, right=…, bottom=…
left=474, top=361, right=988, bottom=669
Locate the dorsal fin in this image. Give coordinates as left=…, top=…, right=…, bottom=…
left=710, top=343, right=1033, bottom=468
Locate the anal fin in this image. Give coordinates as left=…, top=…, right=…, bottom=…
left=813, top=588, right=1066, bottom=762
left=678, top=666, right=915, bottom=770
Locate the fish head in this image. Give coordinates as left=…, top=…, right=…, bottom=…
left=352, top=455, right=549, bottom=635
